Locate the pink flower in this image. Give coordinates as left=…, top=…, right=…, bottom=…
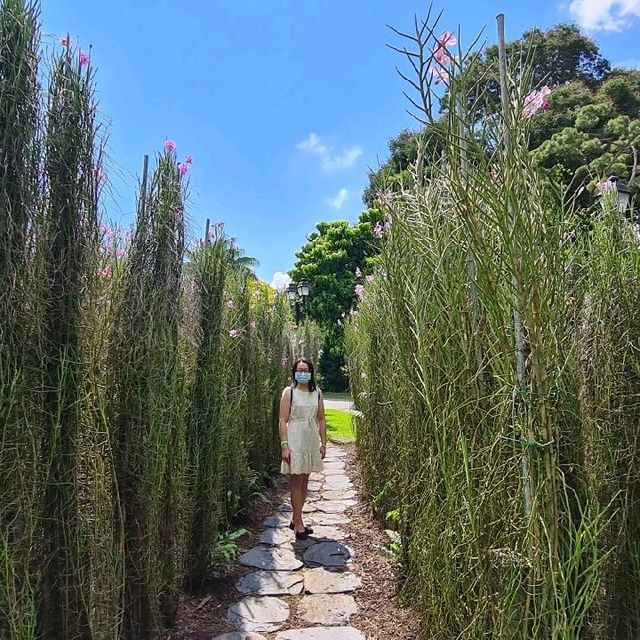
left=98, top=265, right=112, bottom=278
left=229, top=329, right=239, bottom=338
left=596, top=179, right=615, bottom=195
left=164, top=139, right=177, bottom=153
left=178, top=162, right=188, bottom=176
left=365, top=275, right=374, bottom=284
left=355, top=267, right=362, bottom=277
left=60, top=36, right=69, bottom=47
left=253, top=290, right=262, bottom=298
left=373, top=222, right=384, bottom=238
left=431, top=64, right=450, bottom=86
left=436, top=30, right=457, bottom=51
left=226, top=299, right=236, bottom=309
left=79, top=50, right=90, bottom=66
left=523, top=86, right=551, bottom=118
left=116, top=248, right=126, bottom=258
left=185, top=154, right=193, bottom=164
left=355, top=284, right=365, bottom=302
left=384, top=215, right=392, bottom=231
left=431, top=30, right=457, bottom=86
left=208, top=230, right=215, bottom=239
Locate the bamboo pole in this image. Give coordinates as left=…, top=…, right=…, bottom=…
left=496, top=13, right=532, bottom=518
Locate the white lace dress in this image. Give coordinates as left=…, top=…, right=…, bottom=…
left=281, top=387, right=323, bottom=475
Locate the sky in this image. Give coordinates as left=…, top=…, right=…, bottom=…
left=40, top=0, right=640, bottom=285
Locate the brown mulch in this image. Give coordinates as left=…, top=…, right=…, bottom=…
left=340, top=443, right=420, bottom=640
left=162, top=445, right=421, bottom=640
left=161, top=476, right=289, bottom=639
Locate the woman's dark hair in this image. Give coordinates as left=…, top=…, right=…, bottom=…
left=291, top=357, right=317, bottom=391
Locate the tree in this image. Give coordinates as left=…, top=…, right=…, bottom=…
left=363, top=126, right=445, bottom=208
left=368, top=24, right=638, bottom=206
left=289, top=214, right=382, bottom=390
left=531, top=70, right=640, bottom=197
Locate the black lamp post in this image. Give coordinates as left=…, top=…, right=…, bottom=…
left=286, top=280, right=310, bottom=325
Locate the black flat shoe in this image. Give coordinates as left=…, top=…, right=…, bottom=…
left=295, top=529, right=309, bottom=540
left=289, top=521, right=313, bottom=534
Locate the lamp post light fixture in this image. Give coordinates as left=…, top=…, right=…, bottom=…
left=287, top=280, right=310, bottom=325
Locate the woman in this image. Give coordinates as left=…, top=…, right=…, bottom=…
left=279, top=357, right=326, bottom=540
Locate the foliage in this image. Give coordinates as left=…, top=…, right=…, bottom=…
left=208, top=529, right=249, bottom=577
left=346, top=13, right=640, bottom=638
left=0, top=3, right=291, bottom=637
left=324, top=408, right=356, bottom=443
left=531, top=72, right=640, bottom=198
left=366, top=23, right=639, bottom=212
left=289, top=216, right=382, bottom=390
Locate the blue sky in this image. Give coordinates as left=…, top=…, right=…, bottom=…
left=41, top=0, right=640, bottom=284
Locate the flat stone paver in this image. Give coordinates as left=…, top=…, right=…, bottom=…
left=314, top=500, right=357, bottom=513
left=263, top=514, right=294, bottom=528
left=236, top=570, right=304, bottom=596
left=239, top=547, right=303, bottom=571
left=306, top=525, right=347, bottom=540
left=323, top=478, right=353, bottom=490
left=297, top=594, right=358, bottom=626
left=226, top=596, right=290, bottom=633
left=322, top=489, right=356, bottom=501
left=303, top=540, right=351, bottom=569
left=275, top=628, right=365, bottom=640
left=311, top=512, right=350, bottom=526
left=259, top=527, right=295, bottom=546
left=214, top=632, right=267, bottom=640
left=304, top=568, right=362, bottom=594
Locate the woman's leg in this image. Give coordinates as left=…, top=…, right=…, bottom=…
left=301, top=473, right=310, bottom=506
left=290, top=474, right=305, bottom=532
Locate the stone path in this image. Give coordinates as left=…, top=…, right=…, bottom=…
left=216, top=444, right=365, bottom=640
left=323, top=398, right=356, bottom=413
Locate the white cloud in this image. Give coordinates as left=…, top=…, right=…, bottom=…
left=296, top=133, right=328, bottom=155
left=326, top=188, right=349, bottom=209
left=270, top=271, right=292, bottom=292
left=569, top=0, right=640, bottom=31
left=321, top=147, right=363, bottom=172
left=295, top=132, right=362, bottom=172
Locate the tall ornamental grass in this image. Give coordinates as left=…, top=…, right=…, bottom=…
left=346, top=12, right=639, bottom=639
left=39, top=36, right=104, bottom=639
left=0, top=2, right=41, bottom=638
left=0, top=2, right=294, bottom=637
left=107, top=148, right=188, bottom=636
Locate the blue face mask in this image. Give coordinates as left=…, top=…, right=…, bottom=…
left=295, top=371, right=311, bottom=384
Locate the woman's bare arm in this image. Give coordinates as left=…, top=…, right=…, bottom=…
left=279, top=387, right=291, bottom=462
left=317, top=390, right=327, bottom=455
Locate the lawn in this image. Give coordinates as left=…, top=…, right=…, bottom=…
left=325, top=408, right=356, bottom=444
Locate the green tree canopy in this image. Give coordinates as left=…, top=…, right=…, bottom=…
left=365, top=23, right=639, bottom=205
left=289, top=214, right=382, bottom=390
